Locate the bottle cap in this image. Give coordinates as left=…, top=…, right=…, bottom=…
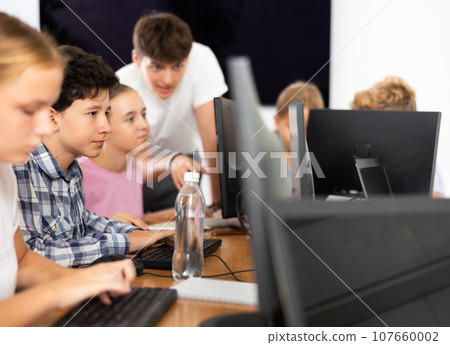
left=184, top=172, right=200, bottom=183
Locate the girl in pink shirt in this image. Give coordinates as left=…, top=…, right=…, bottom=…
left=79, top=85, right=175, bottom=224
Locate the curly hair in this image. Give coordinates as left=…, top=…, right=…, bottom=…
left=351, top=76, right=416, bottom=111
left=276, top=81, right=324, bottom=118
left=52, top=45, right=119, bottom=112
left=132, top=12, right=193, bottom=62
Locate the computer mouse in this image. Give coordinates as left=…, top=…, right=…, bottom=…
left=89, top=254, right=145, bottom=276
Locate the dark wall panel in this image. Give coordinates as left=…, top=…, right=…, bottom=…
left=41, top=0, right=330, bottom=105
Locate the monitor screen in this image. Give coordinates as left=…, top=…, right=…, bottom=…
left=306, top=109, right=441, bottom=198
left=267, top=197, right=450, bottom=326
left=214, top=97, right=243, bottom=219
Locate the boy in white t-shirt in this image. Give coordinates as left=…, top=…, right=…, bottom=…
left=116, top=12, right=228, bottom=212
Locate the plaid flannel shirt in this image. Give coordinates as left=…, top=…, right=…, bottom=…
left=13, top=144, right=136, bottom=267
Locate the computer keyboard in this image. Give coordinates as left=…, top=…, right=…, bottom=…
left=136, top=238, right=222, bottom=270
left=54, top=287, right=176, bottom=327
left=147, top=217, right=243, bottom=230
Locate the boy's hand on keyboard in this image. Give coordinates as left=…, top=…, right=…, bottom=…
left=126, top=229, right=176, bottom=253
left=49, top=259, right=136, bottom=309
left=108, top=211, right=148, bottom=229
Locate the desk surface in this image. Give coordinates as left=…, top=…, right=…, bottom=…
left=40, top=229, right=258, bottom=327
left=134, top=231, right=258, bottom=327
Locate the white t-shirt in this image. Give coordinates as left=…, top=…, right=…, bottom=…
left=0, top=163, right=20, bottom=301
left=116, top=42, right=228, bottom=154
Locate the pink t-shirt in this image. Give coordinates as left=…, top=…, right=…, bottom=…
left=78, top=157, right=143, bottom=218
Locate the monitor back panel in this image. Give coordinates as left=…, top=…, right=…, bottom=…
left=227, top=57, right=291, bottom=324
left=268, top=198, right=450, bottom=326
left=307, top=109, right=440, bottom=197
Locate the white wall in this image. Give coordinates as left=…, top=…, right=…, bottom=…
left=330, top=0, right=450, bottom=196
left=0, top=1, right=40, bottom=29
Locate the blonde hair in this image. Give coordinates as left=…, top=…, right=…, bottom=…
left=276, top=81, right=324, bottom=118
left=351, top=76, right=416, bottom=111
left=0, top=12, right=65, bottom=85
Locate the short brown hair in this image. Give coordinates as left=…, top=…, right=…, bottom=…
left=351, top=76, right=416, bottom=111
left=276, top=81, right=324, bottom=117
left=0, top=12, right=65, bottom=86
left=110, top=83, right=134, bottom=100
left=132, top=12, right=193, bottom=62
left=52, top=45, right=119, bottom=112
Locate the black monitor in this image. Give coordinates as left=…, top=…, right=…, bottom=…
left=201, top=57, right=289, bottom=326
left=289, top=101, right=315, bottom=200
left=267, top=197, right=450, bottom=326
left=214, top=97, right=243, bottom=218
left=229, top=56, right=288, bottom=325
left=307, top=109, right=441, bottom=198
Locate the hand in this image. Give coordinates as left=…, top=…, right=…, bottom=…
left=208, top=207, right=222, bottom=219
left=205, top=207, right=213, bottom=218
left=50, top=259, right=136, bottom=309
left=109, top=211, right=148, bottom=229
left=432, top=192, right=442, bottom=199
left=170, top=155, right=205, bottom=190
left=142, top=208, right=175, bottom=224
left=206, top=201, right=221, bottom=218
left=126, top=229, right=175, bottom=253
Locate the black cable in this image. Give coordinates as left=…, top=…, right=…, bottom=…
left=141, top=254, right=255, bottom=282
left=141, top=268, right=255, bottom=280
left=236, top=190, right=252, bottom=237
left=142, top=271, right=172, bottom=278
left=203, top=268, right=255, bottom=278
left=204, top=254, right=243, bottom=282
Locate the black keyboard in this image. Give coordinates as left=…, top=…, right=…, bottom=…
left=54, top=287, right=176, bottom=327
left=136, top=238, right=222, bottom=270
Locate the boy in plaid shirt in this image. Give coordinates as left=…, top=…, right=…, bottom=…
left=14, top=46, right=173, bottom=267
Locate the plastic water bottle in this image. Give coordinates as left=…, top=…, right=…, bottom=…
left=172, top=172, right=206, bottom=280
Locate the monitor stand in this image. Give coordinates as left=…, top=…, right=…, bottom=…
left=199, top=311, right=282, bottom=327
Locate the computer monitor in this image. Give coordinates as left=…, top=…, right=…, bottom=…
left=200, top=57, right=289, bottom=326
left=289, top=100, right=315, bottom=200
left=227, top=56, right=290, bottom=325
left=267, top=197, right=450, bottom=326
left=214, top=97, right=243, bottom=218
left=307, top=109, right=441, bottom=198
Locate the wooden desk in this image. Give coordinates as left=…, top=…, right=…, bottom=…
left=133, top=230, right=258, bottom=326
left=40, top=229, right=258, bottom=327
